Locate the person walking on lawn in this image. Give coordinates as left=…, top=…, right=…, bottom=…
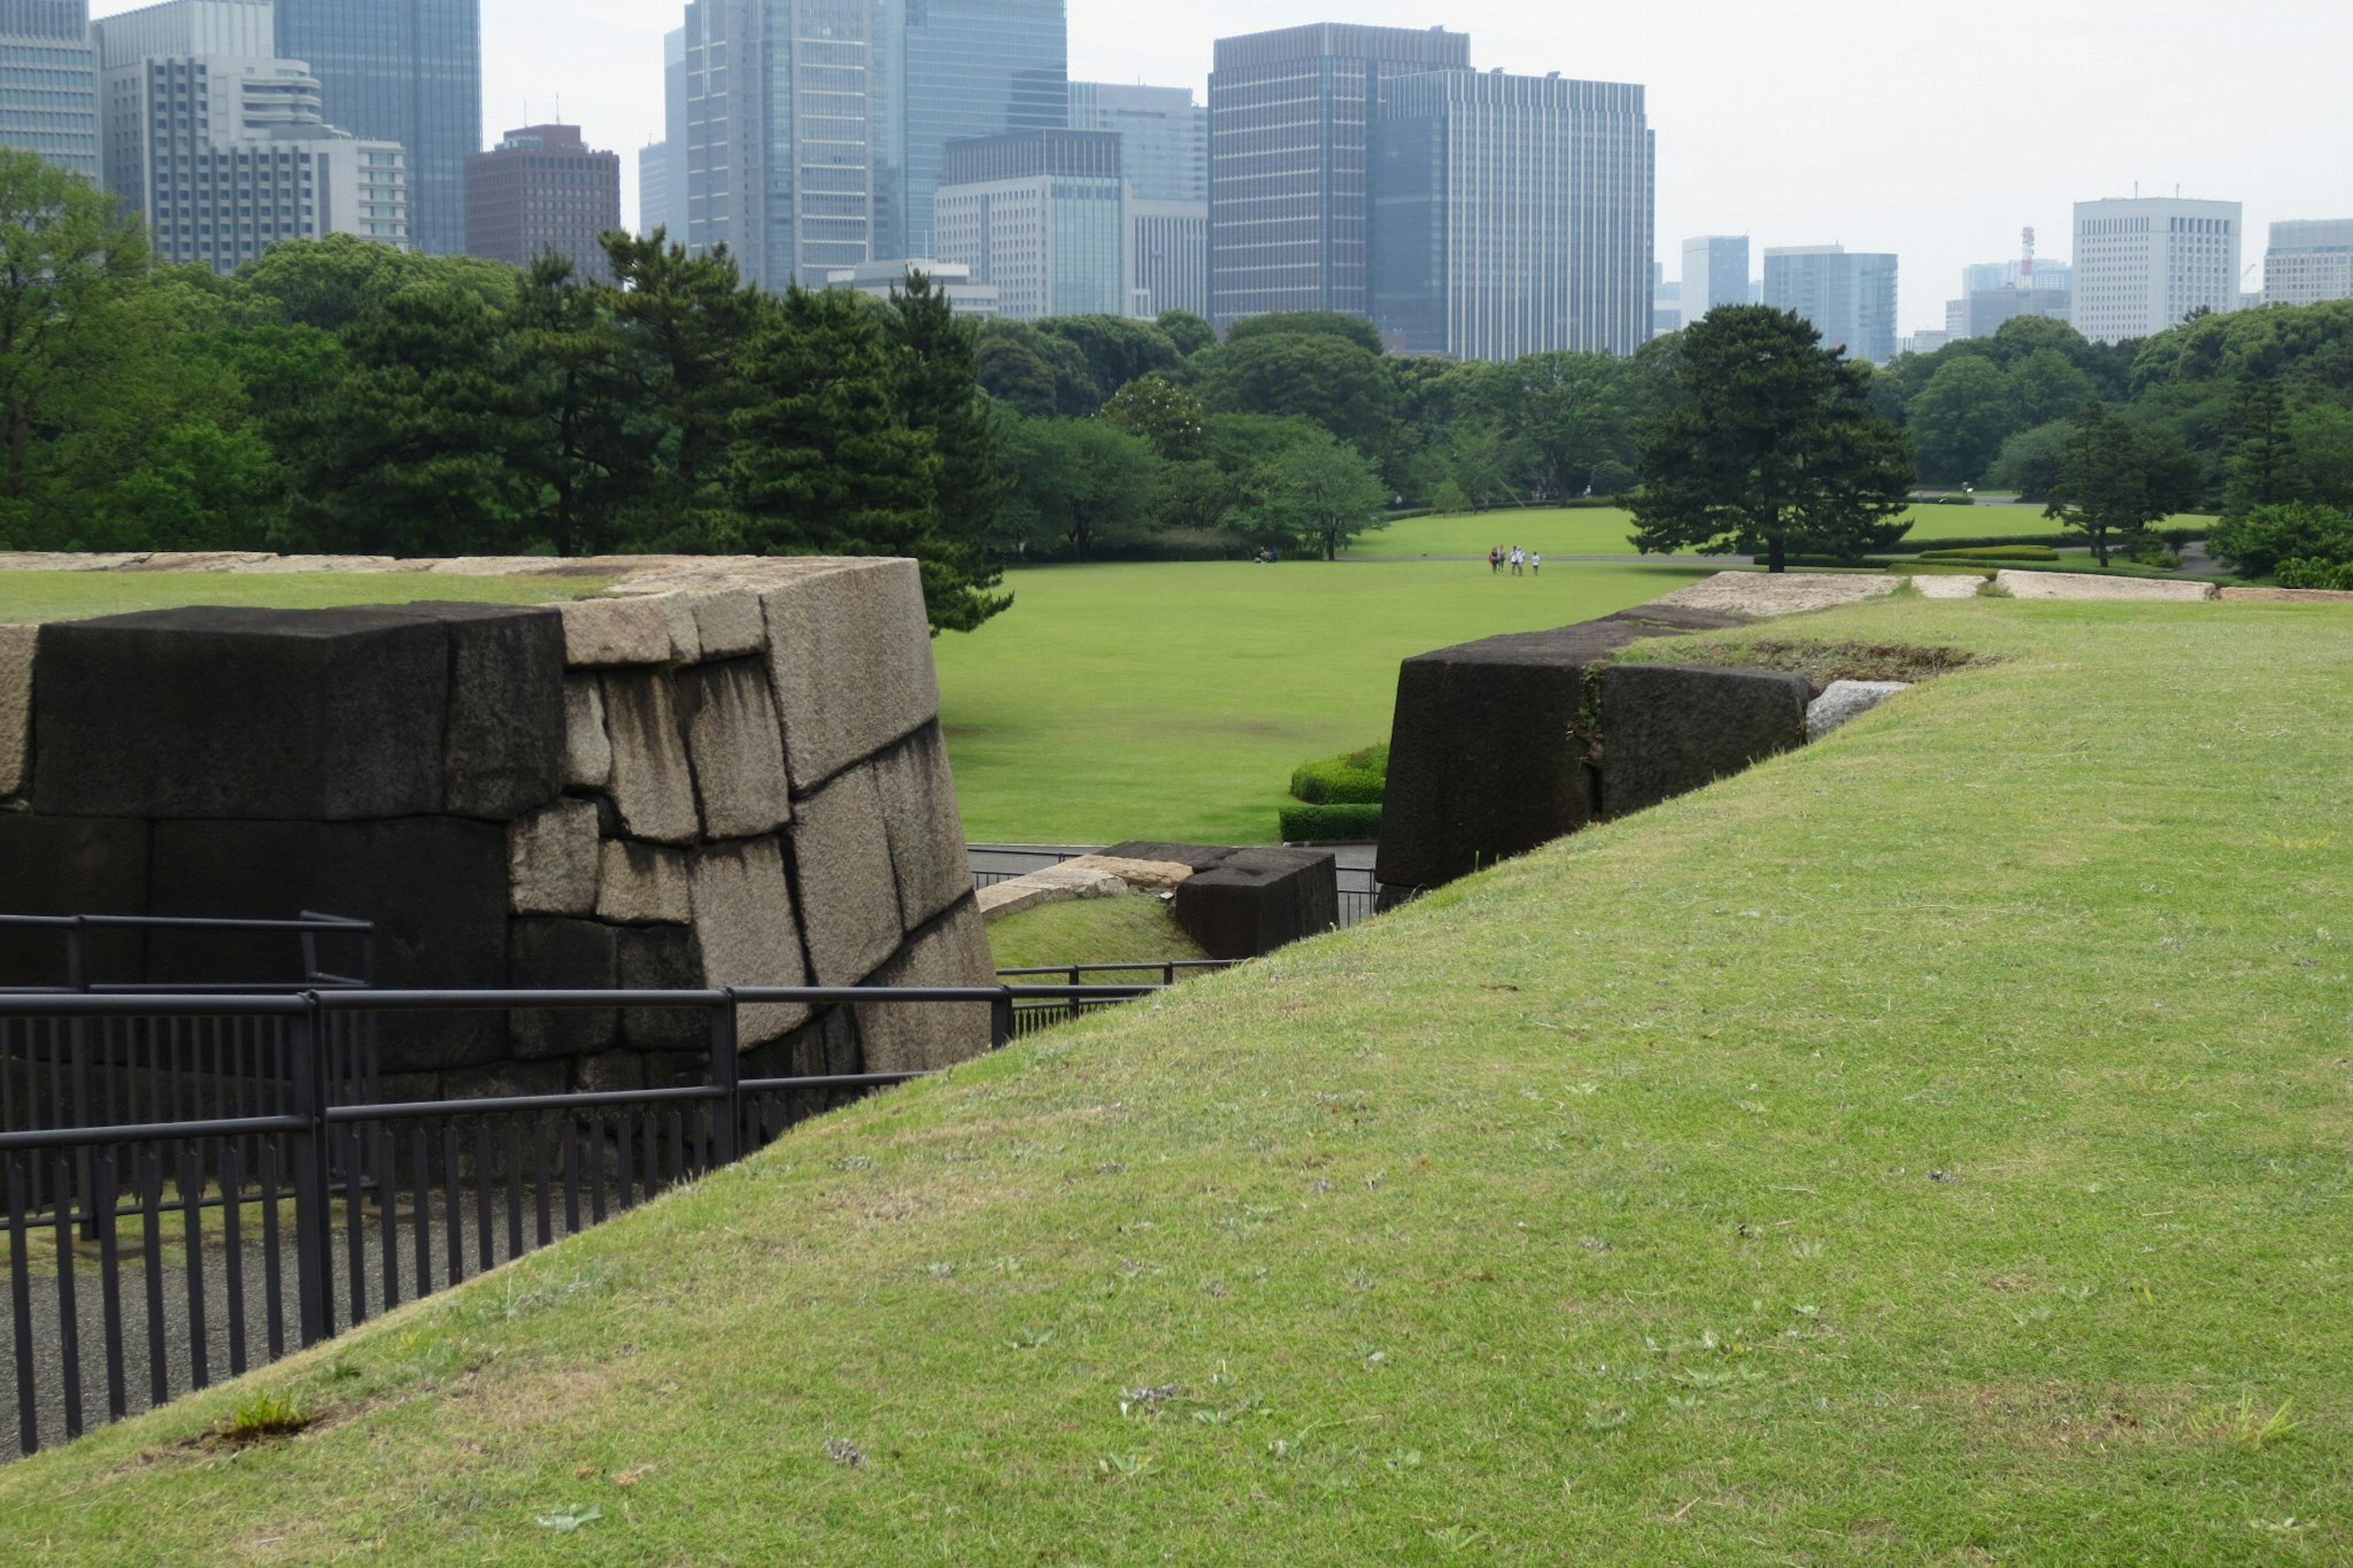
left=1531, top=552, right=1542, bottom=577
left=1488, top=545, right=1502, bottom=575
left=1509, top=546, right=1525, bottom=577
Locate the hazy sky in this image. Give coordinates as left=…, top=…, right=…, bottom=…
left=98, top=1, right=2353, bottom=333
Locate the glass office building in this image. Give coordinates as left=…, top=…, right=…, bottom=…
left=1068, top=81, right=1202, bottom=203
left=1762, top=245, right=1900, bottom=363
left=1208, top=23, right=1469, bottom=330
left=273, top=0, right=479, bottom=254
left=0, top=0, right=97, bottom=181
left=1370, top=70, right=1652, bottom=361
left=881, top=0, right=1066, bottom=262
left=933, top=128, right=1121, bottom=320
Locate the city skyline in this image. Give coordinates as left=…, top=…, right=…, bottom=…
left=85, top=0, right=2353, bottom=339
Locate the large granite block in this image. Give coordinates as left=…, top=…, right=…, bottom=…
left=0, top=623, right=32, bottom=799
left=508, top=918, right=620, bottom=1059
left=601, top=670, right=700, bottom=846
left=1597, top=663, right=1811, bottom=820
left=559, top=597, right=672, bottom=667
left=1171, top=849, right=1339, bottom=961
left=762, top=560, right=940, bottom=792
left=689, top=589, right=767, bottom=658
left=33, top=606, right=453, bottom=820
left=436, top=604, right=566, bottom=820
left=871, top=724, right=972, bottom=931
left=597, top=839, right=692, bottom=925
left=563, top=676, right=612, bottom=790
left=147, top=817, right=510, bottom=1071
left=688, top=837, right=808, bottom=1045
left=788, top=765, right=903, bottom=985
left=508, top=798, right=601, bottom=915
left=0, top=815, right=150, bottom=986
left=618, top=923, right=704, bottom=1052
left=856, top=899, right=994, bottom=1074
left=681, top=657, right=792, bottom=840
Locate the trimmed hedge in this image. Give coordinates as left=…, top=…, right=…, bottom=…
left=2278, top=558, right=2353, bottom=591
left=1289, top=743, right=1389, bottom=806
left=1918, top=545, right=2059, bottom=562
left=1279, top=802, right=1382, bottom=843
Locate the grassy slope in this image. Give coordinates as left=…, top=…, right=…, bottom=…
left=1346, top=505, right=2215, bottom=559
left=0, top=572, right=610, bottom=624
left=985, top=896, right=1209, bottom=971
left=4, top=596, right=2348, bottom=1564
left=934, top=558, right=1712, bottom=845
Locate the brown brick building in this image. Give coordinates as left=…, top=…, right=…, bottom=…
left=464, top=123, right=621, bottom=284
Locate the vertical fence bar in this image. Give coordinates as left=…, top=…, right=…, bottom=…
left=533, top=1118, right=552, bottom=1249
left=563, top=1119, right=581, bottom=1237
left=10, top=1161, right=39, bottom=1455
left=221, top=1145, right=248, bottom=1379
left=442, top=1124, right=463, bottom=1286
left=178, top=1146, right=209, bottom=1393
left=504, top=1123, right=523, bottom=1264
left=990, top=988, right=1015, bottom=1050
left=51, top=1158, right=81, bottom=1440
left=94, top=1152, right=126, bottom=1421
left=615, top=1115, right=634, bottom=1212
left=377, top=1127, right=399, bottom=1316
left=411, top=1126, right=432, bottom=1299
left=341, top=1124, right=365, bottom=1327
left=474, top=1124, right=493, bottom=1267
left=708, top=996, right=740, bottom=1167
left=259, top=1143, right=285, bottom=1362
left=138, top=1153, right=166, bottom=1409
left=288, top=1001, right=332, bottom=1347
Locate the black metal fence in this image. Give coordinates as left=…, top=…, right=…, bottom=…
left=0, top=979, right=1157, bottom=1460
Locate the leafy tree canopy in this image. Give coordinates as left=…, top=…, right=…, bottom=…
left=1223, top=312, right=1384, bottom=355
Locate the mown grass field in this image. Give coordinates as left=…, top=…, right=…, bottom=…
left=985, top=895, right=1208, bottom=972
left=1344, top=504, right=2208, bottom=559
left=934, top=558, right=1715, bottom=846
left=0, top=572, right=607, bottom=624
left=3, top=593, right=2347, bottom=1564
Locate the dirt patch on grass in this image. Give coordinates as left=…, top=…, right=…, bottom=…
left=1932, top=1381, right=2191, bottom=1455
left=1623, top=637, right=1998, bottom=695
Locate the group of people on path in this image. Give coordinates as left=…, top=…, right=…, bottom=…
left=1487, top=545, right=1540, bottom=577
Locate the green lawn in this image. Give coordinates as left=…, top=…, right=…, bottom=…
left=1345, top=504, right=2207, bottom=560
left=985, top=896, right=1209, bottom=972
left=934, top=558, right=1716, bottom=846
left=6, top=594, right=2347, bottom=1563
left=0, top=571, right=608, bottom=624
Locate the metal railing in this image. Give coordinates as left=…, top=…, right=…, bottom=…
left=0, top=979, right=1156, bottom=1460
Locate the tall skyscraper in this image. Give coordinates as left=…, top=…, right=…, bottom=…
left=273, top=0, right=479, bottom=256
left=638, top=26, right=689, bottom=239
left=466, top=123, right=620, bottom=282
left=683, top=0, right=880, bottom=292
left=2071, top=197, right=2240, bottom=344
left=884, top=0, right=1066, bottom=262
left=1208, top=23, right=1470, bottom=330
left=933, top=128, right=1122, bottom=319
left=1369, top=69, right=1652, bottom=361
left=1680, top=236, right=1749, bottom=327
left=2263, top=220, right=2353, bottom=308
left=93, top=0, right=409, bottom=273
left=1762, top=244, right=1898, bottom=363
left=1070, top=81, right=1207, bottom=320
left=0, top=0, right=97, bottom=181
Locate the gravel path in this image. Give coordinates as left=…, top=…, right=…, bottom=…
left=1650, top=571, right=1903, bottom=618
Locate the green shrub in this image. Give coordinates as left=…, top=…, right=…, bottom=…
left=1279, top=803, right=1382, bottom=843
left=1918, top=545, right=2059, bottom=562
left=2207, top=502, right=2353, bottom=577
left=1289, top=743, right=1388, bottom=805
left=1883, top=533, right=2088, bottom=555
left=2276, top=558, right=2353, bottom=591
left=1779, top=555, right=1882, bottom=570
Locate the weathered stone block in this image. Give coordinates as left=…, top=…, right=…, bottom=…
left=1806, top=680, right=1910, bottom=742
left=601, top=670, right=700, bottom=846
left=509, top=918, right=620, bottom=1059
left=689, top=589, right=767, bottom=658
left=559, top=596, right=673, bottom=666
left=571, top=1051, right=646, bottom=1093
left=688, top=837, right=808, bottom=1044
left=147, top=817, right=510, bottom=1072
left=871, top=724, right=972, bottom=931
left=1996, top=570, right=2219, bottom=602
left=618, top=923, right=705, bottom=1051
left=508, top=798, right=601, bottom=915
left=789, top=765, right=903, bottom=986
left=597, top=839, right=693, bottom=925
left=34, top=606, right=453, bottom=820
left=1171, top=849, right=1339, bottom=961
left=437, top=604, right=566, bottom=820
left=762, top=559, right=940, bottom=791
left=681, top=657, right=792, bottom=840
left=1597, top=662, right=1811, bottom=820
left=856, top=899, right=995, bottom=1074
left=0, top=815, right=150, bottom=986
left=440, top=1059, right=567, bottom=1103
left=563, top=676, right=612, bottom=790
left=0, top=623, right=33, bottom=799
left=976, top=864, right=1129, bottom=922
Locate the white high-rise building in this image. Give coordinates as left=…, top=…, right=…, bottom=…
left=92, top=0, right=409, bottom=273
left=934, top=129, right=1125, bottom=321
left=2071, top=197, right=2241, bottom=344
left=2264, top=220, right=2353, bottom=308
left=1680, top=235, right=1749, bottom=328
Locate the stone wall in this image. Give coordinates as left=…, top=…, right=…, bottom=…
left=0, top=557, right=993, bottom=1097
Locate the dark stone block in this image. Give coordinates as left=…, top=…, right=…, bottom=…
left=433, top=604, right=566, bottom=821
left=1101, top=842, right=1238, bottom=874
left=571, top=1051, right=645, bottom=1093
left=509, top=918, right=620, bottom=1059
left=440, top=1058, right=567, bottom=1103
left=1172, top=849, right=1339, bottom=961
left=0, top=815, right=151, bottom=986
left=1371, top=607, right=1752, bottom=896
left=33, top=607, right=453, bottom=820
left=616, top=923, right=704, bottom=1052
left=1597, top=663, right=1811, bottom=820
left=148, top=817, right=510, bottom=1072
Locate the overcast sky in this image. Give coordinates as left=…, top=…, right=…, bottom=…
left=100, top=0, right=2353, bottom=333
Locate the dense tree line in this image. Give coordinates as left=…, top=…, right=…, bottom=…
left=0, top=151, right=1007, bottom=630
